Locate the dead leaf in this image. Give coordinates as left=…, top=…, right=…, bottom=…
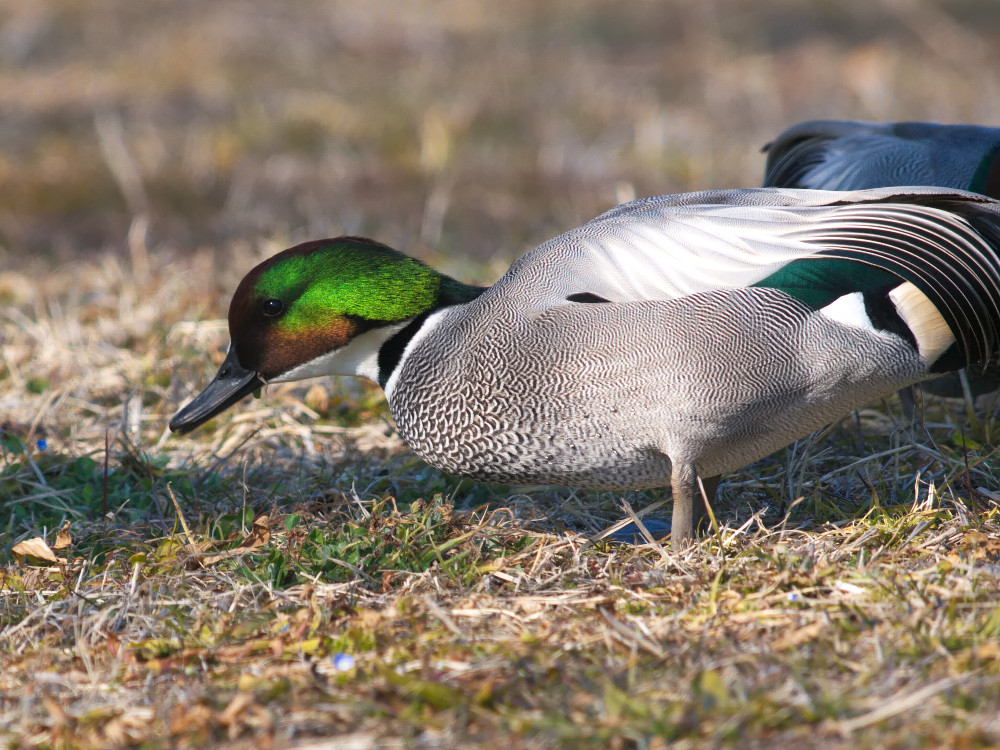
left=214, top=642, right=256, bottom=663
left=11, top=537, right=65, bottom=567
left=17, top=567, right=47, bottom=591
left=218, top=690, right=255, bottom=727
left=107, top=631, right=125, bottom=660
left=219, top=689, right=273, bottom=741
left=53, top=521, right=72, bottom=552
left=102, top=707, right=154, bottom=746
left=976, top=642, right=1000, bottom=661
left=950, top=533, right=1000, bottom=562
left=186, top=517, right=271, bottom=566
left=199, top=547, right=266, bottom=566
left=986, top=539, right=1000, bottom=558
left=42, top=693, right=71, bottom=726
left=168, top=702, right=213, bottom=737
left=961, top=529, right=989, bottom=547
left=962, top=531, right=1000, bottom=560
left=237, top=516, right=271, bottom=548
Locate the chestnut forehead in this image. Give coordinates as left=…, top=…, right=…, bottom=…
left=228, top=269, right=264, bottom=329
left=231, top=241, right=335, bottom=307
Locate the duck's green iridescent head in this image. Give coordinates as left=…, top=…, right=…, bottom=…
left=228, top=236, right=456, bottom=376
left=170, top=236, right=482, bottom=433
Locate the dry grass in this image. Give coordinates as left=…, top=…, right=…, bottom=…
left=3, top=1, right=1000, bottom=747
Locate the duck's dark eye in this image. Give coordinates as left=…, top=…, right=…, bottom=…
left=262, top=298, right=284, bottom=317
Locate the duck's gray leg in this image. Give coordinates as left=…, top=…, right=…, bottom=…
left=670, top=464, right=719, bottom=548
left=897, top=385, right=916, bottom=422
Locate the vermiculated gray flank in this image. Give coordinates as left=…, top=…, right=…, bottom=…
left=392, top=287, right=923, bottom=487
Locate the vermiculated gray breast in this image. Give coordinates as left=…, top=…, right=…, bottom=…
left=389, top=288, right=926, bottom=489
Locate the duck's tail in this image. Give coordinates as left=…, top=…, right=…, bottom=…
left=808, top=194, right=1000, bottom=374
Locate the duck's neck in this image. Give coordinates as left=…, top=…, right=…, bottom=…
left=439, top=277, right=487, bottom=307
left=376, top=278, right=485, bottom=390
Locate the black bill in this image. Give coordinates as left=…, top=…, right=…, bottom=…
left=169, top=347, right=264, bottom=434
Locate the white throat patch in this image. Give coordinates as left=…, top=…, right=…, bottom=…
left=270, top=323, right=407, bottom=384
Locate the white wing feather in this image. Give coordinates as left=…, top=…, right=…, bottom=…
left=500, top=187, right=998, bottom=308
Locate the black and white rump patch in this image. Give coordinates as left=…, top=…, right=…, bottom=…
left=799, top=198, right=1000, bottom=368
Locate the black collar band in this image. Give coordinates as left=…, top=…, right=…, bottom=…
left=377, top=311, right=432, bottom=389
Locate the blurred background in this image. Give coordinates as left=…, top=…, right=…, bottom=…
left=3, top=0, right=1000, bottom=269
